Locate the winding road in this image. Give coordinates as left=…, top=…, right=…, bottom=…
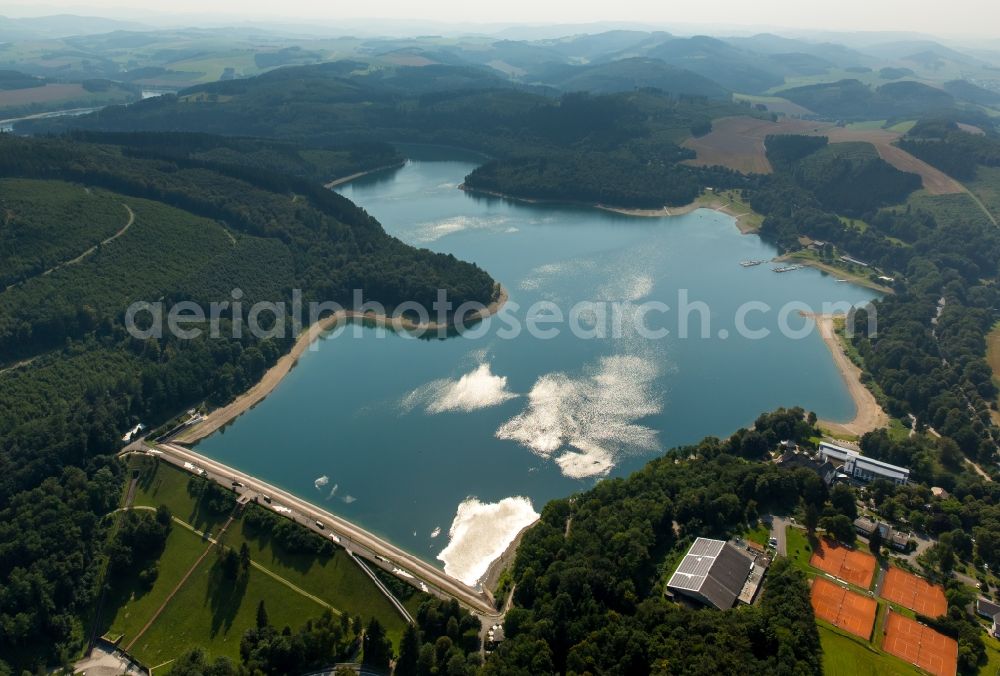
left=3, top=202, right=136, bottom=292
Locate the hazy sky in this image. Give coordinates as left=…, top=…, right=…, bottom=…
left=11, top=0, right=1000, bottom=38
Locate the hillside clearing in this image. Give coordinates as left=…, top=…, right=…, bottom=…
left=684, top=116, right=965, bottom=195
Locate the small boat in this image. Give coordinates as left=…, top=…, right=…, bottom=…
left=740, top=259, right=766, bottom=267
left=772, top=264, right=804, bottom=273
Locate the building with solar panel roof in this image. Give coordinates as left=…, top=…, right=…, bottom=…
left=667, top=537, right=754, bottom=609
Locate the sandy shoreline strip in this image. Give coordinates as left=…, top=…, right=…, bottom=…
left=807, top=312, right=889, bottom=437
left=460, top=184, right=760, bottom=233
left=600, top=198, right=761, bottom=233
left=174, top=285, right=509, bottom=444
left=323, top=161, right=406, bottom=188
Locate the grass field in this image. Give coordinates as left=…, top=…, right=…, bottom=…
left=981, top=634, right=1000, bottom=675
left=222, top=516, right=407, bottom=644
left=819, top=623, right=922, bottom=676
left=780, top=249, right=893, bottom=294
left=787, top=526, right=814, bottom=573
left=887, top=121, right=917, bottom=134
left=128, top=552, right=327, bottom=664
left=103, top=524, right=209, bottom=646
left=745, top=523, right=770, bottom=547
left=123, top=458, right=410, bottom=660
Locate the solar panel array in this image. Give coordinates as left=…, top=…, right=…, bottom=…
left=668, top=538, right=726, bottom=591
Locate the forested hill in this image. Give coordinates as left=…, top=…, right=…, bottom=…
left=752, top=131, right=1000, bottom=468
left=0, top=133, right=495, bottom=672
left=19, top=62, right=750, bottom=209
left=482, top=415, right=824, bottom=675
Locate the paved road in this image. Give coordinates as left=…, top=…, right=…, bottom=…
left=140, top=442, right=498, bottom=617
left=770, top=515, right=789, bottom=557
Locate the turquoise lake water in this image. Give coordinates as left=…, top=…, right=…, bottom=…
left=197, top=148, right=876, bottom=584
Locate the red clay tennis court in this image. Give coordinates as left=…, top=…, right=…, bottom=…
left=809, top=538, right=876, bottom=588
left=883, top=611, right=958, bottom=676
left=881, top=567, right=948, bottom=617
left=810, top=577, right=877, bottom=639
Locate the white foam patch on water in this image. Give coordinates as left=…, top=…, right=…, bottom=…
left=555, top=440, right=616, bottom=479
left=437, top=496, right=539, bottom=586
left=326, top=483, right=339, bottom=500
left=402, top=363, right=517, bottom=414
left=411, top=215, right=515, bottom=243
left=314, top=475, right=329, bottom=490
left=496, top=355, right=661, bottom=478
left=342, top=495, right=357, bottom=504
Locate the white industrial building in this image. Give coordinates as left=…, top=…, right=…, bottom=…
left=818, top=442, right=909, bottom=485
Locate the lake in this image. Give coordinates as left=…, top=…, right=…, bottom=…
left=196, top=147, right=876, bottom=586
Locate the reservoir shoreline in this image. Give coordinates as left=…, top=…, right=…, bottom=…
left=807, top=312, right=889, bottom=437
left=459, top=183, right=761, bottom=233
left=323, top=161, right=407, bottom=188
left=189, top=154, right=880, bottom=584
left=175, top=285, right=509, bottom=444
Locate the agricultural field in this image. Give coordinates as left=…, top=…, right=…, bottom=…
left=125, top=458, right=410, bottom=660
left=683, top=115, right=964, bottom=194
left=732, top=93, right=816, bottom=116
left=0, top=83, right=87, bottom=106
left=682, top=116, right=821, bottom=173
left=0, top=83, right=136, bottom=115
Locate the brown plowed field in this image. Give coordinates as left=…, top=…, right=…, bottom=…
left=683, top=116, right=964, bottom=194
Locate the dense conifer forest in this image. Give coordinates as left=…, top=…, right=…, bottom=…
left=0, top=133, right=495, bottom=671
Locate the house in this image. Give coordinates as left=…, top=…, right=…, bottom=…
left=667, top=538, right=754, bottom=610
left=818, top=442, right=909, bottom=485
left=853, top=516, right=890, bottom=539
left=889, top=531, right=910, bottom=551
left=977, top=598, right=1000, bottom=638
left=777, top=451, right=837, bottom=485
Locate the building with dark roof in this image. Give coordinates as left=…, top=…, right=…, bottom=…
left=853, top=516, right=890, bottom=539
left=778, top=451, right=837, bottom=485
left=667, top=538, right=754, bottom=610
